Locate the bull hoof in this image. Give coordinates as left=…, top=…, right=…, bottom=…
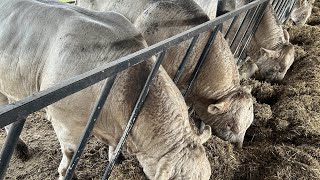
left=14, top=141, right=30, bottom=161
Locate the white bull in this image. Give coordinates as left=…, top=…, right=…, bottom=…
left=205, top=0, right=295, bottom=82
left=290, top=0, right=314, bottom=26
left=78, top=0, right=254, bottom=148
left=0, top=0, right=212, bottom=179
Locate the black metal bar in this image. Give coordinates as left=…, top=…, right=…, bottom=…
left=279, top=0, right=290, bottom=23
left=101, top=51, right=166, bottom=179
left=238, top=2, right=269, bottom=65
left=0, top=118, right=26, bottom=179
left=224, top=15, right=239, bottom=40
left=276, top=0, right=287, bottom=16
left=64, top=75, right=117, bottom=180
left=173, top=35, right=199, bottom=84
left=230, top=9, right=252, bottom=50
left=183, top=25, right=221, bottom=97
left=284, top=0, right=297, bottom=24
left=273, top=0, right=282, bottom=11
left=0, top=0, right=269, bottom=129
left=277, top=0, right=287, bottom=17
left=272, top=0, right=280, bottom=6
left=234, top=5, right=261, bottom=57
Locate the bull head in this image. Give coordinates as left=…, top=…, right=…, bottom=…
left=256, top=43, right=295, bottom=82
left=205, top=86, right=253, bottom=148
left=291, top=0, right=313, bottom=26
left=154, top=128, right=212, bottom=179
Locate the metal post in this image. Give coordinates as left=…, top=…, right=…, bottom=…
left=275, top=0, right=286, bottom=16
left=273, top=0, right=282, bottom=11
left=272, top=0, right=280, bottom=6
left=173, top=35, right=199, bottom=84
left=283, top=0, right=297, bottom=24
left=230, top=9, right=252, bottom=50
left=279, top=0, right=290, bottom=23
left=237, top=2, right=269, bottom=65
left=64, top=75, right=117, bottom=180
left=0, top=118, right=26, bottom=179
left=183, top=25, right=221, bottom=97
left=225, top=15, right=239, bottom=40
left=101, top=51, right=166, bottom=179
left=234, top=5, right=261, bottom=57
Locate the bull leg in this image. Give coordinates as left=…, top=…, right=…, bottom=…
left=54, top=127, right=79, bottom=180
left=58, top=145, right=78, bottom=180
left=0, top=93, right=29, bottom=160
left=47, top=111, right=80, bottom=180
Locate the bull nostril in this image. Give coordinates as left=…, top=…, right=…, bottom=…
left=227, top=124, right=232, bottom=130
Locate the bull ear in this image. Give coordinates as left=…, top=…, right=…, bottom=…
left=260, top=48, right=277, bottom=59
left=207, top=101, right=227, bottom=114
left=199, top=125, right=211, bottom=144
left=283, top=29, right=290, bottom=43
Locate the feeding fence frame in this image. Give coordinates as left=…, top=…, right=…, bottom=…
left=0, top=0, right=295, bottom=179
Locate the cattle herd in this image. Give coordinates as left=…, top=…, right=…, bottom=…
left=0, top=0, right=316, bottom=179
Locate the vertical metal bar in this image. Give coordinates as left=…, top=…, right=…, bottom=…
left=279, top=0, right=290, bottom=23
left=224, top=15, right=239, bottom=40
left=234, top=5, right=261, bottom=57
left=230, top=9, right=252, bottom=50
left=272, top=0, right=280, bottom=6
left=276, top=0, right=287, bottom=16
left=102, top=51, right=166, bottom=179
left=183, top=25, right=220, bottom=97
left=64, top=75, right=117, bottom=180
left=173, top=35, right=199, bottom=84
left=237, top=2, right=269, bottom=65
left=284, top=0, right=297, bottom=24
left=278, top=0, right=288, bottom=17
left=273, top=0, right=282, bottom=12
left=0, top=118, right=26, bottom=179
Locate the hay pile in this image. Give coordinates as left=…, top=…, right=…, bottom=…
left=235, top=144, right=320, bottom=179
left=232, top=3, right=320, bottom=179
left=204, top=137, right=239, bottom=179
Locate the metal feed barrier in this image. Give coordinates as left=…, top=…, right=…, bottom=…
left=0, top=0, right=295, bottom=179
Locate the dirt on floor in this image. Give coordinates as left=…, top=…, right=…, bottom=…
left=1, top=1, right=320, bottom=180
